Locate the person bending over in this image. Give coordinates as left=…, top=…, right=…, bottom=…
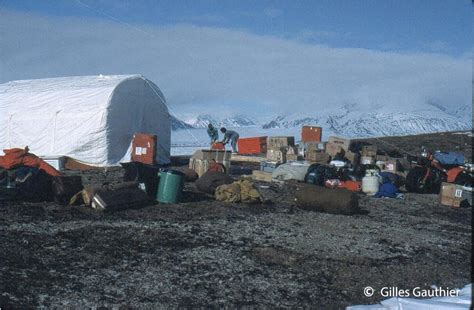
left=220, top=127, right=239, bottom=153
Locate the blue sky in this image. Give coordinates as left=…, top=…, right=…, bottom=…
left=0, top=1, right=472, bottom=119
left=1, top=0, right=471, bottom=55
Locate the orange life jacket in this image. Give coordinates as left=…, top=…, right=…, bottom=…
left=0, top=148, right=61, bottom=177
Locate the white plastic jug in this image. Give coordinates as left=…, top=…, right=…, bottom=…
left=362, top=175, right=379, bottom=195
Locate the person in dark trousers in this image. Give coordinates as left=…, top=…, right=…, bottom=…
left=220, top=127, right=239, bottom=153
left=207, top=123, right=219, bottom=144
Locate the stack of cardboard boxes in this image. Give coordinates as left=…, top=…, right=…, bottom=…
left=253, top=136, right=295, bottom=182
left=360, top=145, right=377, bottom=165
left=299, top=126, right=327, bottom=163
left=325, top=136, right=357, bottom=163
left=266, top=136, right=295, bottom=164
left=189, top=149, right=232, bottom=177
left=286, top=146, right=300, bottom=162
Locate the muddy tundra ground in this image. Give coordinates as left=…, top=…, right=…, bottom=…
left=0, top=131, right=472, bottom=308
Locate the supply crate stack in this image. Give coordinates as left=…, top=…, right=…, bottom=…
left=252, top=136, right=294, bottom=182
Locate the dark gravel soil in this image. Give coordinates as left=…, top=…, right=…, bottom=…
left=0, top=131, right=472, bottom=308
left=354, top=130, right=473, bottom=160
left=1, top=183, right=471, bottom=308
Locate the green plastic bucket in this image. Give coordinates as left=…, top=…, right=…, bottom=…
left=157, top=169, right=185, bottom=204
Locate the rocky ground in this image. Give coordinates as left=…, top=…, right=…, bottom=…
left=0, top=131, right=472, bottom=308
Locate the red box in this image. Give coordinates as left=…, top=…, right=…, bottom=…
left=237, top=136, right=267, bottom=155
left=211, top=142, right=225, bottom=150
left=131, top=133, right=157, bottom=165
left=301, top=126, right=322, bottom=142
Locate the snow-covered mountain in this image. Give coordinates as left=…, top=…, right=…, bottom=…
left=185, top=114, right=218, bottom=129
left=262, top=104, right=471, bottom=138
left=170, top=115, right=194, bottom=130
left=186, top=114, right=257, bottom=128
left=174, top=102, right=471, bottom=137
left=221, top=115, right=257, bottom=127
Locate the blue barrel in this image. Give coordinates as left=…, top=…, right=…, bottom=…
left=157, top=169, right=185, bottom=204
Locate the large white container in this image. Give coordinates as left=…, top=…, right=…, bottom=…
left=362, top=175, right=379, bottom=195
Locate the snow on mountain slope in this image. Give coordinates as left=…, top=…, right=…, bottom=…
left=221, top=115, right=257, bottom=127
left=187, top=114, right=257, bottom=128
left=174, top=102, right=470, bottom=138
left=262, top=109, right=470, bottom=138
left=185, top=114, right=218, bottom=129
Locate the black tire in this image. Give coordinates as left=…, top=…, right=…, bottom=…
left=455, top=172, right=472, bottom=187
left=406, top=167, right=430, bottom=193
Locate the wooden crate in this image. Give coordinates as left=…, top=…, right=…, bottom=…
left=328, top=136, right=351, bottom=151
left=267, top=136, right=295, bottom=148
left=301, top=126, right=322, bottom=142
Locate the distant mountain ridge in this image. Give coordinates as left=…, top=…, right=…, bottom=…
left=185, top=114, right=257, bottom=128
left=172, top=103, right=471, bottom=138
left=261, top=103, right=471, bottom=138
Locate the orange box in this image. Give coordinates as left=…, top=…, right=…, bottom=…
left=342, top=180, right=362, bottom=192
left=447, top=167, right=463, bottom=183
left=211, top=142, right=225, bottom=150
left=238, top=136, right=267, bottom=155
left=301, top=126, right=322, bottom=142
left=131, top=133, right=157, bottom=165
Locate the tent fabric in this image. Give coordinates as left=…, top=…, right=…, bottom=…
left=0, top=74, right=170, bottom=166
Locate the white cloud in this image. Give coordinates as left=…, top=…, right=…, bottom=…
left=0, top=9, right=470, bottom=120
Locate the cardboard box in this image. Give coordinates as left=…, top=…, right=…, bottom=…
left=237, top=136, right=267, bottom=155
left=286, top=154, right=302, bottom=162
left=252, top=170, right=273, bottom=182
left=267, top=136, right=295, bottom=148
left=360, top=156, right=375, bottom=165
left=192, top=149, right=232, bottom=161
left=439, top=182, right=464, bottom=207
left=266, top=147, right=287, bottom=163
left=383, top=160, right=399, bottom=172
left=325, top=142, right=343, bottom=157
left=328, top=136, right=351, bottom=151
left=376, top=155, right=390, bottom=162
left=189, top=149, right=232, bottom=177
left=345, top=151, right=359, bottom=164
left=361, top=145, right=377, bottom=157
left=301, top=126, right=322, bottom=142
left=286, top=146, right=298, bottom=155
left=305, top=150, right=330, bottom=163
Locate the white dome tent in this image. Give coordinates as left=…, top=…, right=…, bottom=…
left=0, top=74, right=171, bottom=166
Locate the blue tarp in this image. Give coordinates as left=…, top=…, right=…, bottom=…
left=434, top=152, right=464, bottom=165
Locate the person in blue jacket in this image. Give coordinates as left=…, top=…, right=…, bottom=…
left=207, top=123, right=219, bottom=144
left=220, top=127, right=239, bottom=153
